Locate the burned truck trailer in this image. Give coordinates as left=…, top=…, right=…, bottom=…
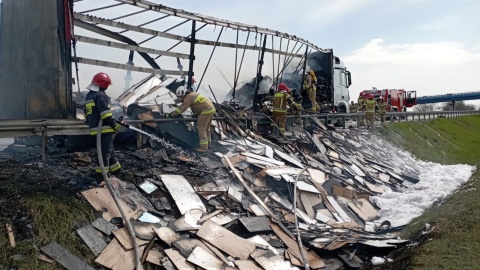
left=281, top=51, right=352, bottom=113
left=0, top=0, right=74, bottom=119
left=227, top=50, right=352, bottom=114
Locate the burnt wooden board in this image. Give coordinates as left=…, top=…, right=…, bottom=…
left=76, top=224, right=107, bottom=256
left=41, top=241, right=95, bottom=270
left=271, top=223, right=325, bottom=269
left=112, top=227, right=149, bottom=250
left=239, top=217, right=272, bottom=232
left=145, top=249, right=164, bottom=266
left=347, top=199, right=379, bottom=222
left=165, top=248, right=195, bottom=270
left=92, top=217, right=118, bottom=235
left=153, top=227, right=178, bottom=246
left=187, top=246, right=224, bottom=270
left=235, top=260, right=263, bottom=270
left=81, top=187, right=137, bottom=221
left=160, top=174, right=207, bottom=214
left=95, top=238, right=146, bottom=270
left=196, top=220, right=256, bottom=260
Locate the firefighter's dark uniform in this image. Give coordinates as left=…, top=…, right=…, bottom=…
left=171, top=92, right=216, bottom=151
left=272, top=90, right=294, bottom=133
left=85, top=90, right=122, bottom=174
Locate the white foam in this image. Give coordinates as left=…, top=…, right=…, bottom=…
left=355, top=133, right=475, bottom=227
left=372, top=162, right=474, bottom=227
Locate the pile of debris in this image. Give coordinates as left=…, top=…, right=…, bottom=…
left=34, top=111, right=424, bottom=270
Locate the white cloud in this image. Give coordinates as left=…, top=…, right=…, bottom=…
left=305, top=0, right=374, bottom=25
left=344, top=39, right=480, bottom=100
left=346, top=38, right=480, bottom=66
left=420, top=15, right=461, bottom=30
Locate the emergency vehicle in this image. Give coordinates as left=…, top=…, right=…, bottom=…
left=360, top=88, right=417, bottom=112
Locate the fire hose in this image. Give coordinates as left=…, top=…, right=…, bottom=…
left=294, top=167, right=310, bottom=270
left=116, top=116, right=166, bottom=147
left=96, top=120, right=142, bottom=270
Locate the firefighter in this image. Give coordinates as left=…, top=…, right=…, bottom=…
left=290, top=88, right=304, bottom=124
left=362, top=94, right=379, bottom=129
left=357, top=92, right=366, bottom=125
left=166, top=86, right=216, bottom=152
left=271, top=83, right=295, bottom=134
left=85, top=72, right=122, bottom=176
left=349, top=101, right=358, bottom=123
left=349, top=101, right=357, bottom=113
left=302, top=70, right=318, bottom=112
left=378, top=99, right=387, bottom=126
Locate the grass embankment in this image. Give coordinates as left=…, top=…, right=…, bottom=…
left=378, top=115, right=480, bottom=165
left=376, top=115, right=480, bottom=269
left=0, top=185, right=95, bottom=269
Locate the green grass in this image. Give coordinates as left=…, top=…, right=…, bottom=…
left=0, top=194, right=95, bottom=270
left=374, top=115, right=480, bottom=269
left=377, top=115, right=480, bottom=165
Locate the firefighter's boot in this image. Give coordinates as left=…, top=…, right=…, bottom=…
left=271, top=126, right=280, bottom=137
left=196, top=144, right=208, bottom=153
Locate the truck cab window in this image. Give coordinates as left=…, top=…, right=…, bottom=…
left=339, top=72, right=347, bottom=87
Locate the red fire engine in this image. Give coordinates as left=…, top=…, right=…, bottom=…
left=359, top=88, right=417, bottom=112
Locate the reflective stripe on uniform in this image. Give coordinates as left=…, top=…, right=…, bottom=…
left=89, top=126, right=116, bottom=135
left=100, top=109, right=113, bottom=119
left=109, top=162, right=121, bottom=172
left=366, top=100, right=376, bottom=112
left=85, top=99, right=95, bottom=115
left=175, top=108, right=182, bottom=114
left=194, top=94, right=207, bottom=103
left=201, top=108, right=215, bottom=115
left=273, top=93, right=285, bottom=111
left=95, top=167, right=109, bottom=173
left=199, top=140, right=209, bottom=145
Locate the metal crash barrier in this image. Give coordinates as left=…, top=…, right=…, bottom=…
left=0, top=110, right=479, bottom=161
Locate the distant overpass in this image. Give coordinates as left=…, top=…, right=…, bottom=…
left=416, top=91, right=480, bottom=104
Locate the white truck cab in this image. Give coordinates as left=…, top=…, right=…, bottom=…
left=333, top=56, right=352, bottom=113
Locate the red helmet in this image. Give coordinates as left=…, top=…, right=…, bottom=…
left=92, top=72, right=112, bottom=89
left=278, top=83, right=290, bottom=91
left=368, top=94, right=374, bottom=99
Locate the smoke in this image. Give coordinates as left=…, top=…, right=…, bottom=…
left=222, top=51, right=334, bottom=107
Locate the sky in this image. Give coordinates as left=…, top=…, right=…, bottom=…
left=67, top=0, right=480, bottom=105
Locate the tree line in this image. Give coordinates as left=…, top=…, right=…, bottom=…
left=414, top=101, right=477, bottom=111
